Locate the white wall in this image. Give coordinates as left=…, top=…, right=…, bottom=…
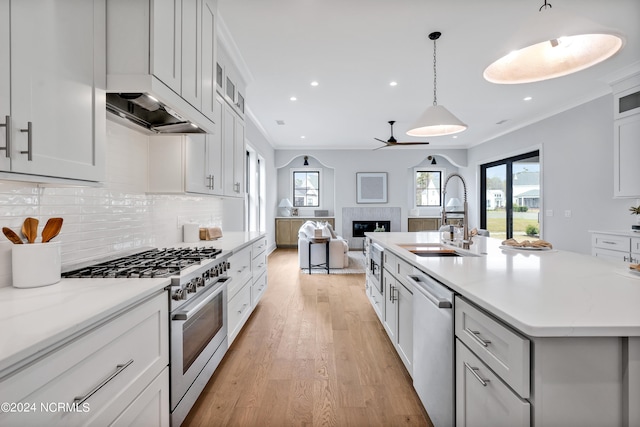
left=463, top=94, right=636, bottom=254
left=275, top=149, right=466, bottom=236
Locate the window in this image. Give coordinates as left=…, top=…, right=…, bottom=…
left=415, top=170, right=442, bottom=207
left=293, top=170, right=320, bottom=207
left=480, top=150, right=540, bottom=241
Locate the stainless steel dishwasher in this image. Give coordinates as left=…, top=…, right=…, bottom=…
left=409, top=268, right=454, bottom=427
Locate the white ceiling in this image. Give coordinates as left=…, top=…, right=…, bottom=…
left=217, top=0, right=640, bottom=150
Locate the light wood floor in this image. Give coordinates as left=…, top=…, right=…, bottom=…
left=183, top=249, right=432, bottom=427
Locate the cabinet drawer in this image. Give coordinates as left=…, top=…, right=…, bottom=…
left=383, top=250, right=398, bottom=272
left=456, top=340, right=530, bottom=427
left=252, top=250, right=267, bottom=280
left=455, top=297, right=530, bottom=398
left=632, top=237, right=640, bottom=255
left=228, top=282, right=252, bottom=343
left=592, top=234, right=631, bottom=252
left=252, top=237, right=267, bottom=258
left=0, top=292, right=168, bottom=427
left=251, top=271, right=267, bottom=307
left=593, top=247, right=632, bottom=263
left=227, top=246, right=252, bottom=298
left=396, top=258, right=414, bottom=292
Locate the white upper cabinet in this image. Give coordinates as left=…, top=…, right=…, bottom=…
left=612, top=72, right=640, bottom=198
left=0, top=0, right=106, bottom=182
left=0, top=0, right=9, bottom=172
left=223, top=102, right=245, bottom=197
left=153, top=0, right=182, bottom=93
left=180, top=0, right=202, bottom=110
left=201, top=0, right=217, bottom=122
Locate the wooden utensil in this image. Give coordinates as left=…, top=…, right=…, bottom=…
left=22, top=217, right=39, bottom=243
left=41, top=217, right=63, bottom=243
left=2, top=227, right=24, bottom=244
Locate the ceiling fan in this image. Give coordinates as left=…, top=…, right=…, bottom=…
left=374, top=120, right=430, bottom=149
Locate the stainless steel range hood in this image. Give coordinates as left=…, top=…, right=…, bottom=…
left=106, top=93, right=205, bottom=134
left=106, top=74, right=216, bottom=135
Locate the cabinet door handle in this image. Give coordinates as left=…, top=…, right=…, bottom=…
left=465, top=327, right=491, bottom=347
left=464, top=362, right=490, bottom=387
left=19, top=122, right=33, bottom=161
left=0, top=115, right=10, bottom=158
left=73, top=359, right=134, bottom=405
left=602, top=240, right=617, bottom=245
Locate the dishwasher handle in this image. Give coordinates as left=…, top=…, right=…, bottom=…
left=408, top=275, right=452, bottom=309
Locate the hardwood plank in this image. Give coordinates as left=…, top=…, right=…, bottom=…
left=182, top=249, right=431, bottom=427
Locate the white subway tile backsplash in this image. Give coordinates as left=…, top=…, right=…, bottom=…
left=0, top=121, right=225, bottom=287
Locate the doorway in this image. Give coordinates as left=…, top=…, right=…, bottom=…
left=480, top=151, right=540, bottom=242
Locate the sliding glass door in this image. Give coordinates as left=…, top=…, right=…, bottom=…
left=480, top=151, right=540, bottom=241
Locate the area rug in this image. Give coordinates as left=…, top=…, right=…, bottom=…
left=306, top=251, right=366, bottom=275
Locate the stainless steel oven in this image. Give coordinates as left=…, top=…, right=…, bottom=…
left=169, top=257, right=231, bottom=426
left=369, top=243, right=383, bottom=293
left=61, top=246, right=232, bottom=427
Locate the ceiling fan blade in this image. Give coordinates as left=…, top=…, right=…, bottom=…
left=374, top=138, right=388, bottom=143
left=393, top=141, right=431, bottom=145
left=373, top=144, right=390, bottom=150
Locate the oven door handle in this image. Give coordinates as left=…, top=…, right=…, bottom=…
left=172, top=279, right=229, bottom=321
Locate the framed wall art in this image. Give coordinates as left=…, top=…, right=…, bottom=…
left=356, top=172, right=387, bottom=203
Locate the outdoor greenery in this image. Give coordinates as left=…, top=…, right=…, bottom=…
left=526, top=224, right=539, bottom=236
left=513, top=205, right=529, bottom=212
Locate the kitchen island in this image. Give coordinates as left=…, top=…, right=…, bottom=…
left=366, top=231, right=640, bottom=427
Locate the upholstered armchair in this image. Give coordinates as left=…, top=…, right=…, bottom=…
left=298, top=221, right=349, bottom=269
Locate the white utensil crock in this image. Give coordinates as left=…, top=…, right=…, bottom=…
left=12, top=242, right=61, bottom=288
left=183, top=223, right=200, bottom=243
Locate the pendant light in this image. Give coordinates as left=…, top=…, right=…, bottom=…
left=407, top=32, right=467, bottom=138
left=483, top=0, right=624, bottom=84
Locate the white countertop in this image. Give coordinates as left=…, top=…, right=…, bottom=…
left=0, top=277, right=169, bottom=376
left=366, top=232, right=640, bottom=338
left=0, top=231, right=266, bottom=377
left=589, top=229, right=640, bottom=238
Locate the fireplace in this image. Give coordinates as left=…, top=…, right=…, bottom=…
left=352, top=220, right=391, bottom=237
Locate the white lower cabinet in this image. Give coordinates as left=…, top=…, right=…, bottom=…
left=251, top=237, right=268, bottom=308
left=382, top=258, right=413, bottom=375
left=591, top=232, right=638, bottom=264
left=0, top=292, right=169, bottom=427
left=456, top=340, right=530, bottom=427
left=226, top=237, right=269, bottom=346
left=228, top=278, right=252, bottom=345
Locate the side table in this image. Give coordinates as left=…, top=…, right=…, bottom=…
left=308, top=237, right=330, bottom=274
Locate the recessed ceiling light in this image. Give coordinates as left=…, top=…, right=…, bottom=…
left=310, top=81, right=319, bottom=87
left=390, top=81, right=398, bottom=86
left=301, top=136, right=306, bottom=139
left=290, top=96, right=297, bottom=101
left=524, top=96, right=533, bottom=101
left=452, top=135, right=458, bottom=139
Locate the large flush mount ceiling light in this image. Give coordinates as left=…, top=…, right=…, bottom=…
left=483, top=0, right=624, bottom=84
left=407, top=32, right=467, bottom=137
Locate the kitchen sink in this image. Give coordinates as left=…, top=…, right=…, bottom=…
left=412, top=251, right=461, bottom=257
left=398, top=244, right=463, bottom=257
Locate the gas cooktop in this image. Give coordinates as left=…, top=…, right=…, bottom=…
left=62, top=247, right=223, bottom=279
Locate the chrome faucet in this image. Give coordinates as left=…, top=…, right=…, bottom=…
left=441, top=173, right=469, bottom=245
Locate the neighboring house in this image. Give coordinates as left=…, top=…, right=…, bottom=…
left=513, top=171, right=540, bottom=208
left=486, top=190, right=504, bottom=210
